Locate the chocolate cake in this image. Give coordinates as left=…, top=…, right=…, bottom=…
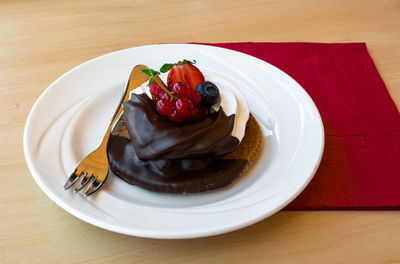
left=107, top=93, right=262, bottom=193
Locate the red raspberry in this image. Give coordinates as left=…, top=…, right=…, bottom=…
left=172, top=82, right=191, bottom=99
left=175, top=98, right=193, bottom=117
left=168, top=109, right=186, bottom=122
left=149, top=82, right=164, bottom=100
left=156, top=99, right=173, bottom=115
left=160, top=92, right=172, bottom=101
left=189, top=89, right=201, bottom=106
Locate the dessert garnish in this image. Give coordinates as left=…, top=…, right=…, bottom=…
left=141, top=60, right=220, bottom=123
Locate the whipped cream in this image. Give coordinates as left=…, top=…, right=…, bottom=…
left=132, top=72, right=249, bottom=142
left=206, top=74, right=249, bottom=141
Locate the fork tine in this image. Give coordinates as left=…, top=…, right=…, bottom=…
left=84, top=175, right=107, bottom=197
left=74, top=173, right=92, bottom=193
left=64, top=171, right=81, bottom=190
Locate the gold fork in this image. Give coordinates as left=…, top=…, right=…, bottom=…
left=64, top=65, right=149, bottom=196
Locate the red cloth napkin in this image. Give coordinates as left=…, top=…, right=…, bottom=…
left=200, top=42, right=400, bottom=210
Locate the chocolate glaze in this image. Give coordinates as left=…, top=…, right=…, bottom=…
left=122, top=93, right=240, bottom=160
left=108, top=136, right=247, bottom=193
left=107, top=93, right=248, bottom=193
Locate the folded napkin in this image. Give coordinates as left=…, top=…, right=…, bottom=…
left=200, top=42, right=400, bottom=210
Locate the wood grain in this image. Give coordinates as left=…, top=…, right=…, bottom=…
left=1, top=0, right=399, bottom=263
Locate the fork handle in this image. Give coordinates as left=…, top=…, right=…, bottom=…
left=110, top=65, right=149, bottom=128
left=98, top=65, right=149, bottom=150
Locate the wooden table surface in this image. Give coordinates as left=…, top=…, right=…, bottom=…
left=1, top=0, right=399, bottom=263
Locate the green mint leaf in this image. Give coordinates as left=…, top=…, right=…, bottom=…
left=149, top=77, right=155, bottom=85
left=141, top=68, right=152, bottom=76
left=141, top=68, right=160, bottom=76
left=177, top=59, right=196, bottom=65
left=160, top=63, right=175, bottom=73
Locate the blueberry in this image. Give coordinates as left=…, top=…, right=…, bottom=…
left=196, top=81, right=220, bottom=107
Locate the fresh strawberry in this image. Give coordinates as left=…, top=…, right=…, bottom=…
left=167, top=61, right=205, bottom=90
left=184, top=62, right=205, bottom=89
left=167, top=65, right=184, bottom=89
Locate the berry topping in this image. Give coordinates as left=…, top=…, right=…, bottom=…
left=183, top=62, right=205, bottom=90
left=160, top=92, right=172, bottom=101
left=149, top=80, right=166, bottom=101
left=142, top=61, right=212, bottom=123
left=142, top=68, right=177, bottom=101
left=167, top=61, right=205, bottom=90
left=156, top=99, right=173, bottom=115
left=168, top=109, right=186, bottom=122
left=175, top=98, right=193, bottom=117
left=171, top=82, right=191, bottom=99
left=189, top=89, right=202, bottom=106
left=196, top=81, right=220, bottom=107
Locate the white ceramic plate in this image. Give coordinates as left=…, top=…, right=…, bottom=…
left=24, top=44, right=324, bottom=239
